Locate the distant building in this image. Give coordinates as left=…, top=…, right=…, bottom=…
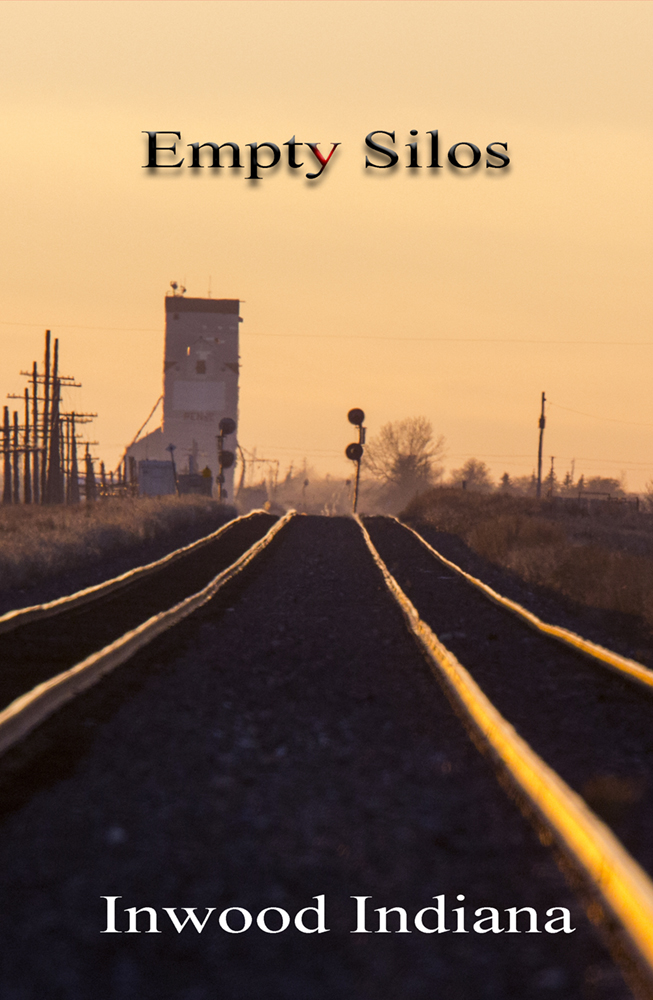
left=127, top=295, right=241, bottom=498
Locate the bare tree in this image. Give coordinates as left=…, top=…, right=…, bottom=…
left=584, top=475, right=625, bottom=496
left=364, top=417, right=445, bottom=491
left=643, top=479, right=653, bottom=512
left=449, top=457, right=493, bottom=492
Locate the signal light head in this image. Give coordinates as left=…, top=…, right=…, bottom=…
left=219, top=417, right=236, bottom=436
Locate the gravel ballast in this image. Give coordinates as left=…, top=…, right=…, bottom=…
left=0, top=516, right=633, bottom=999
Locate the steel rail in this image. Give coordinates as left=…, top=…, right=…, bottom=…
left=0, top=511, right=295, bottom=757
left=355, top=514, right=653, bottom=985
left=0, top=509, right=272, bottom=637
left=389, top=516, right=653, bottom=692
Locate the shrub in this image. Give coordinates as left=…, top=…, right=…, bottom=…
left=402, top=487, right=653, bottom=628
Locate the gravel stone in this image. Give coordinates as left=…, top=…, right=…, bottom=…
left=0, top=516, right=633, bottom=999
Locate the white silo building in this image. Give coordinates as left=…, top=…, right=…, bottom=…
left=127, top=292, right=241, bottom=498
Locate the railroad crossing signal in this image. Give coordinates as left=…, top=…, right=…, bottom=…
left=348, top=408, right=365, bottom=428
left=219, top=417, right=236, bottom=436
left=345, top=408, right=365, bottom=514
left=216, top=417, right=236, bottom=501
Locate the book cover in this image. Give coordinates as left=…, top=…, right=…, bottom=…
left=0, top=3, right=651, bottom=998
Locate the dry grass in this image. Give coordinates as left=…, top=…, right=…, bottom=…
left=0, top=497, right=232, bottom=594
left=402, top=488, right=653, bottom=628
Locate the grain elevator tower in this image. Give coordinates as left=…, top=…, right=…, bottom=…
left=127, top=292, right=241, bottom=497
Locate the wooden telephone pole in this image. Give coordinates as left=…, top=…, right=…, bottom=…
left=4, top=330, right=93, bottom=505
left=536, top=391, right=546, bottom=499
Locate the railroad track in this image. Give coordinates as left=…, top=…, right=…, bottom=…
left=359, top=515, right=653, bottom=996
left=0, top=509, right=287, bottom=755
left=0, top=512, right=652, bottom=998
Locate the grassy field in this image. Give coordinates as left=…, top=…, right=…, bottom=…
left=402, top=488, right=653, bottom=628
left=0, top=497, right=235, bottom=594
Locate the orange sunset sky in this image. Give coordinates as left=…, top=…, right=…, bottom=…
left=1, top=1, right=652, bottom=488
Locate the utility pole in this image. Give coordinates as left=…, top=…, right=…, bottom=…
left=536, top=391, right=546, bottom=499
left=22, top=337, right=84, bottom=505
left=41, top=330, right=51, bottom=501
left=31, top=362, right=39, bottom=503
left=46, top=363, right=64, bottom=504
left=12, top=411, right=19, bottom=504
left=68, top=412, right=80, bottom=503
left=2, top=407, right=11, bottom=504
left=85, top=446, right=96, bottom=502
left=237, top=445, right=246, bottom=495
left=23, top=389, right=31, bottom=504
left=165, top=444, right=179, bottom=497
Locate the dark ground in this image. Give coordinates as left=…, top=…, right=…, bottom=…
left=0, top=516, right=637, bottom=999
left=403, top=517, right=653, bottom=671
left=364, top=517, right=653, bottom=880
left=0, top=504, right=239, bottom=618
left=0, top=513, right=275, bottom=712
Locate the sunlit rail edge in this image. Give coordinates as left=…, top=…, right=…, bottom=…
left=0, top=509, right=272, bottom=636
left=355, top=514, right=653, bottom=985
left=0, top=511, right=295, bottom=756
left=393, top=516, right=653, bottom=692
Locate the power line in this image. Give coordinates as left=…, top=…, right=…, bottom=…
left=241, top=447, right=653, bottom=471
left=242, top=335, right=653, bottom=346
left=549, top=400, right=653, bottom=428
left=562, top=455, right=653, bottom=468
left=0, top=321, right=163, bottom=334
left=445, top=452, right=653, bottom=467
left=2, top=319, right=653, bottom=346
